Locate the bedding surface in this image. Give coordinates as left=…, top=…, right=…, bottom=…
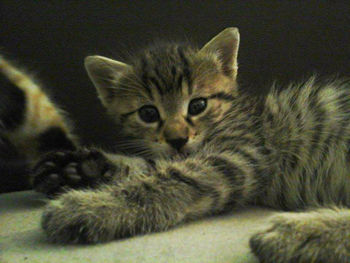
left=0, top=191, right=275, bottom=263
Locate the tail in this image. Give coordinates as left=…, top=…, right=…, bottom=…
left=0, top=55, right=78, bottom=192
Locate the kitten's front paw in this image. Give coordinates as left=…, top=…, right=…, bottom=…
left=42, top=190, right=118, bottom=243
left=33, top=149, right=114, bottom=197
left=249, top=211, right=350, bottom=263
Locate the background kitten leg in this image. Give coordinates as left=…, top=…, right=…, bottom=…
left=250, top=208, right=350, bottom=263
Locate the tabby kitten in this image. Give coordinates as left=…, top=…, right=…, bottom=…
left=32, top=28, right=350, bottom=262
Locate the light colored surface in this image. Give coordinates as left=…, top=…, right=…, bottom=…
left=0, top=191, right=276, bottom=263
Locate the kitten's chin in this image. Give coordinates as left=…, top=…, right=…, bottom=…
left=168, top=145, right=197, bottom=159
left=172, top=149, right=191, bottom=159
left=149, top=147, right=189, bottom=159
left=149, top=141, right=201, bottom=159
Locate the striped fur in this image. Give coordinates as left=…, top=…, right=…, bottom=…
left=32, top=28, right=350, bottom=261
left=0, top=55, right=77, bottom=191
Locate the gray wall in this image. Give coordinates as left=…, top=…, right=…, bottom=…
left=2, top=0, right=350, bottom=147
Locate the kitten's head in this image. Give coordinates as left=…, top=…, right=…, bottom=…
left=85, top=28, right=240, bottom=158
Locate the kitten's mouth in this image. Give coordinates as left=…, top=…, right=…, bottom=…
left=169, top=148, right=191, bottom=159
left=177, top=151, right=190, bottom=158
left=152, top=143, right=196, bottom=159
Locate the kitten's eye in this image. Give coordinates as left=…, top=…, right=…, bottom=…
left=188, top=98, right=207, bottom=116
left=138, top=105, right=160, bottom=123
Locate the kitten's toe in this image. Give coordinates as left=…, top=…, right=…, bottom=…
left=62, top=162, right=82, bottom=183
left=32, top=151, right=77, bottom=196
left=33, top=161, right=65, bottom=196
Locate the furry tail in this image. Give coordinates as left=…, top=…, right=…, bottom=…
left=0, top=55, right=78, bottom=192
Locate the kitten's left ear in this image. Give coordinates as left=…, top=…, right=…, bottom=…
left=84, top=55, right=132, bottom=106
left=199, top=27, right=240, bottom=78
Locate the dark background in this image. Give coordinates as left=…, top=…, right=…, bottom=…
left=1, top=0, right=350, bottom=148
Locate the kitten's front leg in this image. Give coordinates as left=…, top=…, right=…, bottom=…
left=41, top=152, right=256, bottom=243
left=41, top=172, right=190, bottom=243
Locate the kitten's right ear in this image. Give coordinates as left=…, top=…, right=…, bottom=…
left=84, top=55, right=132, bottom=106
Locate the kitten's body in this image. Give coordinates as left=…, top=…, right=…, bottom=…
left=257, top=77, right=350, bottom=210
left=3, top=28, right=350, bottom=262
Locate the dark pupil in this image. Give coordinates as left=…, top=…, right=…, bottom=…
left=139, top=106, right=159, bottom=123
left=189, top=98, right=207, bottom=115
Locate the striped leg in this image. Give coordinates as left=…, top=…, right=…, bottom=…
left=250, top=208, right=350, bottom=263
left=41, top=148, right=266, bottom=243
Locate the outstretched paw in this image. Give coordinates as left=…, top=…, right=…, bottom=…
left=41, top=189, right=119, bottom=243
left=249, top=210, right=350, bottom=263
left=32, top=149, right=114, bottom=197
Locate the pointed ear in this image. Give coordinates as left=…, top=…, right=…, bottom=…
left=199, top=27, right=240, bottom=78
left=84, top=55, right=132, bottom=106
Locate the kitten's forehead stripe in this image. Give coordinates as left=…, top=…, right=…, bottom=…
left=171, top=65, right=177, bottom=84
left=140, top=58, right=154, bottom=100
left=149, top=76, right=164, bottom=96
left=176, top=46, right=193, bottom=94
left=176, top=75, right=184, bottom=93
left=154, top=67, right=168, bottom=92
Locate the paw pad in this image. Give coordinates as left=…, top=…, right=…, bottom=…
left=32, top=149, right=113, bottom=197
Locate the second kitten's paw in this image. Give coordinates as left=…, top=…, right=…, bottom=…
left=32, top=149, right=114, bottom=197
left=249, top=210, right=350, bottom=263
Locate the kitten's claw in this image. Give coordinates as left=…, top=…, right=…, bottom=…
left=32, top=149, right=114, bottom=197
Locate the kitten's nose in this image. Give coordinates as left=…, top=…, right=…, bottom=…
left=166, top=137, right=188, bottom=151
